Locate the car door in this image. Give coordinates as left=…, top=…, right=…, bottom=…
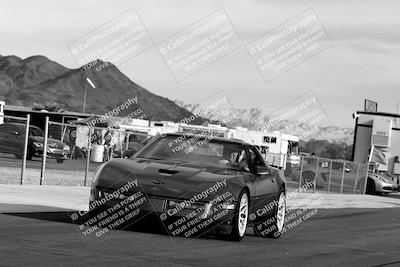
left=245, top=145, right=279, bottom=213
left=0, top=123, right=10, bottom=153
left=0, top=124, right=21, bottom=154
left=6, top=124, right=24, bottom=155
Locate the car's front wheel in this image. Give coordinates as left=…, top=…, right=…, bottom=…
left=228, top=190, right=249, bottom=241
left=366, top=178, right=376, bottom=195
left=265, top=191, right=286, bottom=238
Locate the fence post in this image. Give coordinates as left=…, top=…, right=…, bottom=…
left=327, top=159, right=333, bottom=193
left=362, top=163, right=370, bottom=195
left=84, top=128, right=91, bottom=186
left=340, top=161, right=346, bottom=193
left=353, top=164, right=360, bottom=194
left=125, top=133, right=129, bottom=150
left=40, top=116, right=49, bottom=185
left=119, top=131, right=123, bottom=158
left=298, top=156, right=304, bottom=189
left=313, top=158, right=319, bottom=193
left=20, top=114, right=30, bottom=185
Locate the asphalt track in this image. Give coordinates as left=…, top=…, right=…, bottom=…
left=1, top=204, right=399, bottom=267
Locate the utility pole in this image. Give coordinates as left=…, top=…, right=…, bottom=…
left=82, top=83, right=87, bottom=113
left=82, top=77, right=96, bottom=113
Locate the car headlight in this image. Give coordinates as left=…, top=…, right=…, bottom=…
left=48, top=143, right=58, bottom=148
left=32, top=141, right=43, bottom=148
left=63, top=145, right=70, bottom=151
left=377, top=176, right=389, bottom=183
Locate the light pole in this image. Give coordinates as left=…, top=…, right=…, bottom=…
left=82, top=77, right=96, bottom=113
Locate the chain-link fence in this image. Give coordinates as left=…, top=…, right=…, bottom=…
left=0, top=115, right=369, bottom=193
left=0, top=116, right=154, bottom=186
left=0, top=114, right=31, bottom=184
left=39, top=120, right=152, bottom=186
left=264, top=153, right=369, bottom=194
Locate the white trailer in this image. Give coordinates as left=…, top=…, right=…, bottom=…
left=229, top=128, right=300, bottom=169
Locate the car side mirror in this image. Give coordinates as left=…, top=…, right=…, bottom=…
left=257, top=166, right=271, bottom=175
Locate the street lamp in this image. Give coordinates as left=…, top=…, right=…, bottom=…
left=83, top=77, right=96, bottom=113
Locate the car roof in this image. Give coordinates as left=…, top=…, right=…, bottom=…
left=165, top=132, right=252, bottom=146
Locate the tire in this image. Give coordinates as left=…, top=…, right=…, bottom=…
left=302, top=171, right=316, bottom=187
left=264, top=191, right=286, bottom=238
left=365, top=178, right=376, bottom=195
left=227, top=190, right=249, bottom=241
left=56, top=159, right=64, bottom=163
left=26, top=148, right=32, bottom=160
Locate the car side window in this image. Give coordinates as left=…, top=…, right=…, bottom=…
left=247, top=146, right=266, bottom=173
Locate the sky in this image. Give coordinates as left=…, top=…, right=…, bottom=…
left=1, top=0, right=399, bottom=128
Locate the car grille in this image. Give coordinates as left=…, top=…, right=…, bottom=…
left=49, top=143, right=63, bottom=149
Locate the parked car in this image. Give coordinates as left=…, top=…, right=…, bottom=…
left=365, top=173, right=398, bottom=195
left=289, top=158, right=365, bottom=193
left=89, top=133, right=287, bottom=241
left=0, top=122, right=70, bottom=163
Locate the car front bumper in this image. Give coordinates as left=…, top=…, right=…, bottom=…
left=88, top=186, right=236, bottom=236
left=32, top=147, right=69, bottom=159
left=375, top=181, right=398, bottom=193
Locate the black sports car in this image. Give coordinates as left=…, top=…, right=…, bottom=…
left=88, top=133, right=286, bottom=241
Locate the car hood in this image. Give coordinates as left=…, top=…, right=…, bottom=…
left=369, top=173, right=396, bottom=185
left=96, top=158, right=246, bottom=201
left=30, top=136, right=67, bottom=146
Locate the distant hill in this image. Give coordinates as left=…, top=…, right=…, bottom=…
left=175, top=100, right=354, bottom=145
left=0, top=54, right=204, bottom=123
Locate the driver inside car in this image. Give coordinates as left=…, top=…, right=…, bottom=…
left=219, top=146, right=250, bottom=172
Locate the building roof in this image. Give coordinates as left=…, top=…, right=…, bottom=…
left=357, top=110, right=400, bottom=119
left=4, top=104, right=92, bottom=117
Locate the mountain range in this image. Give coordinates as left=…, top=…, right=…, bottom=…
left=174, top=101, right=355, bottom=144
left=0, top=54, right=353, bottom=145
left=0, top=55, right=204, bottom=123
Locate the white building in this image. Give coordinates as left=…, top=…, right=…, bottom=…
left=352, top=111, right=400, bottom=175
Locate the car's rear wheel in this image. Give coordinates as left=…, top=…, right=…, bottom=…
left=228, top=190, right=249, bottom=241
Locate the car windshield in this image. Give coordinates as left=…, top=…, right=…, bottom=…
left=135, top=135, right=247, bottom=170
left=29, top=127, right=43, bottom=137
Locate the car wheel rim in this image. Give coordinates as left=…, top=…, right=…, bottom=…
left=238, top=193, right=248, bottom=237
left=276, top=192, right=286, bottom=232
